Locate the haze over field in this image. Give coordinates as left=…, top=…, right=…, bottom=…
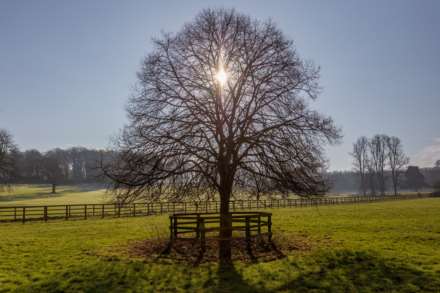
left=1, top=0, right=439, bottom=170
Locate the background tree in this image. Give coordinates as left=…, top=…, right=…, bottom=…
left=433, top=180, right=440, bottom=190
left=435, top=160, right=440, bottom=169
left=41, top=150, right=64, bottom=193
left=0, top=129, right=19, bottom=186
left=369, top=135, right=388, bottom=195
left=386, top=136, right=409, bottom=196
left=104, top=9, right=340, bottom=263
left=405, top=166, right=425, bottom=192
left=351, top=136, right=369, bottom=195
left=18, top=149, right=44, bottom=183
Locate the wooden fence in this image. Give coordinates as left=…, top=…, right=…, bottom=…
left=0, top=193, right=432, bottom=223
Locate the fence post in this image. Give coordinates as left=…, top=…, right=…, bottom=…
left=196, top=214, right=201, bottom=239
left=101, top=204, right=105, bottom=218
left=65, top=205, right=68, bottom=220
left=133, top=203, right=136, bottom=216
left=84, top=205, right=87, bottom=219
left=173, top=216, right=178, bottom=239
left=245, top=216, right=251, bottom=252
left=44, top=206, right=48, bottom=222
left=257, top=215, right=261, bottom=236
left=22, top=207, right=26, bottom=223
left=169, top=216, right=174, bottom=242
left=14, top=207, right=17, bottom=222
left=200, top=218, right=206, bottom=252
left=267, top=214, right=272, bottom=242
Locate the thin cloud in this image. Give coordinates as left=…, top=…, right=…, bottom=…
left=412, top=138, right=440, bottom=168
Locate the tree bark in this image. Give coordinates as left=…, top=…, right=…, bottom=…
left=219, top=195, right=232, bottom=264
left=218, top=170, right=234, bottom=264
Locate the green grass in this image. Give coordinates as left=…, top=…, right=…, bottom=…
left=0, top=185, right=111, bottom=206
left=1, top=198, right=440, bottom=292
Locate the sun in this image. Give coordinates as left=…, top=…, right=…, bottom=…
left=215, top=65, right=228, bottom=87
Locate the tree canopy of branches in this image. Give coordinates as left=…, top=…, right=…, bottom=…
left=0, top=129, right=18, bottom=186
left=104, top=9, right=340, bottom=263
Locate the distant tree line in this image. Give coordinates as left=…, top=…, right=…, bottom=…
left=327, top=166, right=440, bottom=194
left=2, top=128, right=439, bottom=195
left=0, top=129, right=112, bottom=193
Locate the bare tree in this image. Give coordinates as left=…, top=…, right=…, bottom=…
left=351, top=136, right=369, bottom=195
left=386, top=136, right=409, bottom=196
left=369, top=135, right=388, bottom=196
left=0, top=129, right=18, bottom=186
left=104, top=9, right=340, bottom=263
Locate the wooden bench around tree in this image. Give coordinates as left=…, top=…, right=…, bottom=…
left=167, top=211, right=272, bottom=254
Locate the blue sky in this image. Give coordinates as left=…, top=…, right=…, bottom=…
left=1, top=0, right=439, bottom=170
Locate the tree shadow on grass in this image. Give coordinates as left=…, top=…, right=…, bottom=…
left=206, top=262, right=265, bottom=293
left=279, top=250, right=440, bottom=292
left=15, top=260, right=264, bottom=293
left=13, top=250, right=440, bottom=292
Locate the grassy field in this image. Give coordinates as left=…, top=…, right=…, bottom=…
left=0, top=185, right=111, bottom=206
left=0, top=198, right=439, bottom=292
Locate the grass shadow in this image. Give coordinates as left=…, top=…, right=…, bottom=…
left=14, top=259, right=263, bottom=293
left=11, top=250, right=440, bottom=292
left=279, top=250, right=440, bottom=292
left=210, top=262, right=266, bottom=293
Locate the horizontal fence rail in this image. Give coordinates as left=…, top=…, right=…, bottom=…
left=0, top=193, right=433, bottom=223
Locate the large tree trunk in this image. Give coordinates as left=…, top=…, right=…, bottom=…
left=218, top=171, right=234, bottom=265
left=219, top=194, right=232, bottom=264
